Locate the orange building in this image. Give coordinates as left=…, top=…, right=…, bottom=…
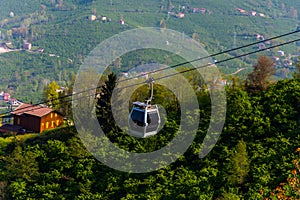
left=11, top=103, right=64, bottom=133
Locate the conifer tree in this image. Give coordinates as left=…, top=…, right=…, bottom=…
left=95, top=73, right=119, bottom=138
left=227, top=140, right=250, bottom=186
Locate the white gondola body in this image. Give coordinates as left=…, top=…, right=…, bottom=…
left=128, top=101, right=161, bottom=138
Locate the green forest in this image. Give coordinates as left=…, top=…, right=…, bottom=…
left=0, top=57, right=299, bottom=199
left=0, top=0, right=300, bottom=199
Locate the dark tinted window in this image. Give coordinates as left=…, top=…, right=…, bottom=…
left=130, top=110, right=145, bottom=126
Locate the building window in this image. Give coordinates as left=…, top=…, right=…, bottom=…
left=41, top=123, right=44, bottom=129
left=51, top=121, right=54, bottom=127
left=55, top=113, right=57, bottom=118
left=51, top=113, right=53, bottom=118
left=46, top=122, right=49, bottom=129
left=56, top=120, right=60, bottom=126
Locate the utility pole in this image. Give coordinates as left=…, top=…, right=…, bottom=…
left=233, top=31, right=237, bottom=48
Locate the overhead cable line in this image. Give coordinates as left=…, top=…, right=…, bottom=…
left=0, top=30, right=299, bottom=117
left=119, top=37, right=300, bottom=89
left=46, top=29, right=300, bottom=100
left=118, top=29, right=300, bottom=83
left=33, top=37, right=300, bottom=106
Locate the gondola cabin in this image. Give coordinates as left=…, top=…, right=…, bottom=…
left=128, top=101, right=160, bottom=138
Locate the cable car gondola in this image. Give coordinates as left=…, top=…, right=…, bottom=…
left=128, top=78, right=161, bottom=138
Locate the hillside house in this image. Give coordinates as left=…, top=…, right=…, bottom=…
left=258, top=43, right=266, bottom=49
left=284, top=60, right=293, bottom=66
left=9, top=98, right=22, bottom=106
left=250, top=11, right=257, bottom=16
left=254, top=34, right=261, bottom=39
left=120, top=72, right=128, bottom=77
left=101, top=16, right=107, bottom=22
left=37, top=48, right=44, bottom=53
left=119, top=19, right=125, bottom=25
left=200, top=8, right=206, bottom=13
left=192, top=8, right=199, bottom=13
left=23, top=42, right=32, bottom=50
left=88, top=15, right=97, bottom=21
left=278, top=50, right=285, bottom=56
left=236, top=8, right=247, bottom=14
left=176, top=12, right=185, bottom=18
left=0, top=92, right=10, bottom=102
left=273, top=56, right=280, bottom=61
left=4, top=93, right=10, bottom=102
left=9, top=12, right=14, bottom=18
left=11, top=103, right=64, bottom=133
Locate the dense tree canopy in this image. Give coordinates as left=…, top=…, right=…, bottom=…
left=0, top=76, right=299, bottom=199
left=0, top=0, right=300, bottom=198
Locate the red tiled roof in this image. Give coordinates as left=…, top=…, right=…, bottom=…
left=11, top=103, right=53, bottom=117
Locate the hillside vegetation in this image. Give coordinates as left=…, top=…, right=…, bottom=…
left=0, top=2, right=300, bottom=198
left=0, top=77, right=299, bottom=199
left=0, top=0, right=300, bottom=102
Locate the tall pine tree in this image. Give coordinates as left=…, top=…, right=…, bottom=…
left=95, top=73, right=119, bottom=140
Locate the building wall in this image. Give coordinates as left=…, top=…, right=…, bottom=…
left=14, top=115, right=40, bottom=133
left=40, top=112, right=64, bottom=133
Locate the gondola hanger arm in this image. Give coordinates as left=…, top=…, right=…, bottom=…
left=145, top=77, right=154, bottom=105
